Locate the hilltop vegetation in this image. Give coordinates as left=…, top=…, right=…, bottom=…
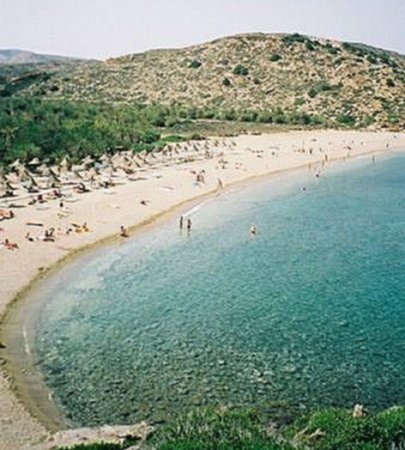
left=0, top=33, right=404, bottom=166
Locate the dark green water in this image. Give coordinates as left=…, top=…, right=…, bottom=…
left=34, top=154, right=405, bottom=426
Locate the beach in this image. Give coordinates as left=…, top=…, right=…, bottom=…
left=1, top=129, right=405, bottom=450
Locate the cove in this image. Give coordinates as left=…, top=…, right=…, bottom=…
left=5, top=153, right=405, bottom=428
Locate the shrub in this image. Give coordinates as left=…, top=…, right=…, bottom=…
left=367, top=54, right=378, bottom=65
left=189, top=59, right=202, bottom=69
left=295, top=97, right=306, bottom=106
left=141, top=129, right=161, bottom=144
left=57, top=444, right=123, bottom=450
left=336, top=114, right=356, bottom=127
left=282, top=33, right=306, bottom=45
left=386, top=78, right=395, bottom=87
left=150, top=407, right=292, bottom=450
left=306, top=41, right=315, bottom=51
left=270, top=53, right=282, bottom=62
left=233, top=64, right=249, bottom=76
left=308, top=88, right=318, bottom=98
left=256, top=110, right=273, bottom=123
left=222, top=77, right=232, bottom=87
left=239, top=110, right=258, bottom=122
left=324, top=43, right=340, bottom=55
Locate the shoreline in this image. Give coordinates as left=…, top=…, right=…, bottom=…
left=0, top=130, right=405, bottom=449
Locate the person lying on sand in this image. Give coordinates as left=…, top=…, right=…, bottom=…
left=47, top=189, right=62, bottom=200
left=2, top=238, right=19, bottom=250
left=140, top=200, right=150, bottom=206
left=71, top=222, right=90, bottom=233
left=37, top=194, right=46, bottom=203
left=74, top=182, right=90, bottom=194
left=25, top=232, right=35, bottom=242
left=0, top=210, right=14, bottom=220
left=44, top=228, right=55, bottom=242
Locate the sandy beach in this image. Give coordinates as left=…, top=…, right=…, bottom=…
left=1, top=129, right=405, bottom=450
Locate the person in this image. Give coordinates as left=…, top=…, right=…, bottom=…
left=217, top=178, right=223, bottom=189
left=250, top=225, right=257, bottom=235
left=3, top=238, right=19, bottom=250
left=120, top=226, right=129, bottom=238
left=187, top=218, right=192, bottom=232
left=372, top=155, right=375, bottom=164
left=179, top=216, right=184, bottom=230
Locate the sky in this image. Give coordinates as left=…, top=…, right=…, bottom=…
left=0, top=0, right=404, bottom=59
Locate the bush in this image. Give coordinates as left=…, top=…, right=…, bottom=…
left=386, top=78, right=395, bottom=87
left=222, top=77, right=232, bottom=87
left=324, top=43, right=340, bottom=55
left=294, top=97, right=306, bottom=106
left=336, top=114, right=356, bottom=127
left=189, top=59, right=202, bottom=69
left=270, top=53, right=282, bottom=62
left=150, top=407, right=292, bottom=450
left=57, top=444, right=123, bottom=450
left=308, top=88, right=318, bottom=98
left=306, top=41, right=315, bottom=51
left=256, top=110, right=273, bottom=123
left=282, top=33, right=306, bottom=45
left=233, top=64, right=249, bottom=76
left=239, top=110, right=258, bottom=122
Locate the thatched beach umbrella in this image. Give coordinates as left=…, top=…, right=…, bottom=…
left=82, top=155, right=95, bottom=166
left=36, top=163, right=51, bottom=177
left=9, top=159, right=21, bottom=170
left=28, top=157, right=41, bottom=167
left=99, top=154, right=111, bottom=164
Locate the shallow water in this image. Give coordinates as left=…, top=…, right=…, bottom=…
left=34, top=154, right=405, bottom=426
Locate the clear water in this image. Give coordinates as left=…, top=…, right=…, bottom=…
left=35, top=154, right=405, bottom=426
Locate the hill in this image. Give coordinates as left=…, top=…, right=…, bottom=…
left=1, top=33, right=404, bottom=130
left=0, top=49, right=86, bottom=65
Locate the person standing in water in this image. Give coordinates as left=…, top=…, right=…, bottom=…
left=179, top=216, right=184, bottom=230
left=250, top=225, right=257, bottom=235
left=187, top=218, right=192, bottom=232
left=120, top=226, right=129, bottom=238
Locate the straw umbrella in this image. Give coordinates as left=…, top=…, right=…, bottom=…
left=59, top=156, right=71, bottom=174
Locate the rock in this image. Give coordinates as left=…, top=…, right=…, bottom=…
left=48, top=421, right=153, bottom=449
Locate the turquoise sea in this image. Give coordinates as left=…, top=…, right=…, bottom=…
left=33, top=153, right=405, bottom=426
